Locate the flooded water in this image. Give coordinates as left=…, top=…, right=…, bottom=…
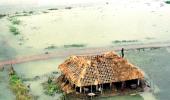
left=126, top=47, right=170, bottom=100
left=12, top=58, right=64, bottom=100
left=0, top=0, right=170, bottom=100
left=0, top=70, right=15, bottom=100
left=2, top=48, right=169, bottom=100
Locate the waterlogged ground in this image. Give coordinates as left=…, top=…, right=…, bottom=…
left=13, top=58, right=64, bottom=100
left=126, top=47, right=170, bottom=100
left=0, top=0, right=170, bottom=58
left=0, top=70, right=15, bottom=100
left=2, top=47, right=170, bottom=100
left=0, top=0, right=170, bottom=100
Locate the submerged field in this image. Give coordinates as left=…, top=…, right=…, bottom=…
left=1, top=47, right=170, bottom=100
left=0, top=0, right=170, bottom=100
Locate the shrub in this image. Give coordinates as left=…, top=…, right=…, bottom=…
left=29, top=11, right=34, bottom=14
left=9, top=72, right=33, bottom=100
left=48, top=8, right=58, bottom=10
left=112, top=40, right=138, bottom=44
left=9, top=26, right=20, bottom=35
left=65, top=7, right=72, bottom=9
left=64, top=44, right=86, bottom=48
left=165, top=1, right=170, bottom=4
left=42, top=77, right=61, bottom=96
left=45, top=45, right=57, bottom=50
left=60, top=93, right=66, bottom=100
left=42, top=11, right=49, bottom=13
left=0, top=14, right=6, bottom=19
left=11, top=18, right=21, bottom=25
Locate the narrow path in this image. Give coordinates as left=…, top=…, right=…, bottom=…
left=0, top=42, right=170, bottom=67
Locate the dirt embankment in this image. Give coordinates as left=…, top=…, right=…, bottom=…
left=0, top=42, right=170, bottom=67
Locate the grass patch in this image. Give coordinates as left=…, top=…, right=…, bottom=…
left=10, top=18, right=21, bottom=25
left=9, top=26, right=20, bottom=35
left=45, top=45, right=57, bottom=50
left=42, top=77, right=61, bottom=96
left=42, top=11, right=49, bottom=13
left=8, top=17, right=21, bottom=25
left=28, top=11, right=34, bottom=14
left=65, top=7, right=72, bottom=9
left=23, top=11, right=27, bottom=13
left=13, top=11, right=33, bottom=17
left=9, top=67, right=33, bottom=100
left=0, top=14, right=6, bottom=19
left=64, top=44, right=86, bottom=48
left=12, top=19, right=21, bottom=25
left=60, top=93, right=66, bottom=100
left=15, top=12, right=19, bottom=14
left=112, top=40, right=138, bottom=44
left=145, top=37, right=154, bottom=40
left=48, top=8, right=58, bottom=10
left=165, top=1, right=170, bottom=4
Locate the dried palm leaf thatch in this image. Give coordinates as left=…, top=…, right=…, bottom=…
left=59, top=51, right=144, bottom=87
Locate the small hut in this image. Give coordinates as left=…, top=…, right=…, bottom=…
left=57, top=51, right=146, bottom=97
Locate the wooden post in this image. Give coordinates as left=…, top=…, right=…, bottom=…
left=121, top=81, right=125, bottom=90
left=137, top=79, right=140, bottom=86
left=80, top=86, right=82, bottom=93
left=91, top=85, right=92, bottom=93
left=101, top=84, right=103, bottom=94
left=96, top=85, right=98, bottom=91
left=110, top=82, right=112, bottom=89
left=75, top=85, right=77, bottom=92
left=99, top=84, right=102, bottom=94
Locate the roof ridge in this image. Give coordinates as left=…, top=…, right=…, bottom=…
left=59, top=51, right=144, bottom=87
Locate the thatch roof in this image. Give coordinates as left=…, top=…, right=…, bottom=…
left=59, top=51, right=144, bottom=87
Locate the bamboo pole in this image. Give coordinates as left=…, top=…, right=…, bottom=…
left=91, top=85, right=92, bottom=93
left=80, top=86, right=82, bottom=93
left=137, top=79, right=140, bottom=86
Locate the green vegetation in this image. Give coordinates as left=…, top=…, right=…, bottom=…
left=15, top=12, right=19, bottom=14
left=28, top=11, right=34, bottom=14
left=145, top=37, right=154, bottom=40
left=48, top=8, right=58, bottom=10
left=12, top=19, right=21, bottom=25
left=23, top=11, right=27, bottom=13
left=13, top=11, right=34, bottom=17
left=42, top=77, right=61, bottom=96
left=9, top=67, right=33, bottom=100
left=0, top=14, right=6, bottom=19
left=9, top=17, right=21, bottom=25
left=65, top=7, right=72, bottom=9
left=59, top=93, right=66, bottom=100
left=8, top=17, right=21, bottom=35
left=9, top=26, right=20, bottom=35
left=42, top=11, right=49, bottom=13
left=64, top=44, right=86, bottom=48
left=45, top=45, right=57, bottom=50
left=165, top=1, right=170, bottom=4
left=112, top=40, right=138, bottom=44
left=21, top=14, right=29, bottom=16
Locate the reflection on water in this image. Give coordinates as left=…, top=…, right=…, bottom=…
left=99, top=94, right=143, bottom=100
left=126, top=48, right=170, bottom=100
left=141, top=92, right=156, bottom=100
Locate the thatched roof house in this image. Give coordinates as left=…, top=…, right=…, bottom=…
left=58, top=51, right=145, bottom=95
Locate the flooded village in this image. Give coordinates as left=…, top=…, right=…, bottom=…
left=57, top=51, right=147, bottom=99
left=1, top=0, right=170, bottom=100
